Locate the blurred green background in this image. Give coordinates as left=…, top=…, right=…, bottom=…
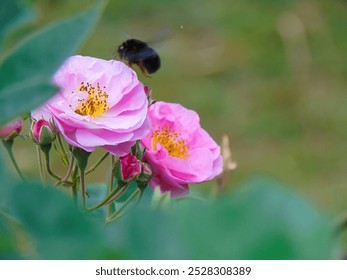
left=5, top=0, right=346, bottom=215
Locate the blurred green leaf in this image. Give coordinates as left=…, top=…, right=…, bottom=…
left=116, top=182, right=138, bottom=203
left=85, top=183, right=109, bottom=218
left=0, top=0, right=36, bottom=47
left=85, top=182, right=148, bottom=217
left=0, top=214, right=20, bottom=259
left=86, top=183, right=108, bottom=206
left=106, top=177, right=334, bottom=259
left=0, top=2, right=104, bottom=125
left=0, top=127, right=126, bottom=259
left=4, top=181, right=125, bottom=259
left=0, top=79, right=58, bottom=125
left=0, top=151, right=10, bottom=211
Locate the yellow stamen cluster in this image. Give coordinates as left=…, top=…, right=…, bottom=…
left=74, top=82, right=109, bottom=117
left=152, top=125, right=189, bottom=159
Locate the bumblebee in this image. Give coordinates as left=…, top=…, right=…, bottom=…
left=116, top=39, right=161, bottom=75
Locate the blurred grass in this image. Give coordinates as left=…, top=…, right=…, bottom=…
left=2, top=0, right=347, bottom=215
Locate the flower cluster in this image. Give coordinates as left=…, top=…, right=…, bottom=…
left=1, top=55, right=224, bottom=221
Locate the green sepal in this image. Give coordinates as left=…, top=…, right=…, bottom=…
left=38, top=125, right=56, bottom=145
left=131, top=140, right=145, bottom=160
left=72, top=147, right=91, bottom=171
left=39, top=143, right=52, bottom=155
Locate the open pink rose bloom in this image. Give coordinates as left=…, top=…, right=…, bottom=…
left=141, top=102, right=223, bottom=197
left=39, top=55, right=150, bottom=156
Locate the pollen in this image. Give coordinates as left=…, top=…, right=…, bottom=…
left=152, top=125, right=189, bottom=159
left=74, top=82, right=109, bottom=117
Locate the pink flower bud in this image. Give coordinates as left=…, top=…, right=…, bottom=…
left=114, top=154, right=142, bottom=182
left=120, top=154, right=142, bottom=181
left=0, top=119, right=22, bottom=140
left=30, top=119, right=56, bottom=145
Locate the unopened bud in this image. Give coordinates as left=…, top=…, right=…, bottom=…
left=30, top=119, right=56, bottom=145
left=114, top=154, right=141, bottom=183
left=0, top=118, right=22, bottom=140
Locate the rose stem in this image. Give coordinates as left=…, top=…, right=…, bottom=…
left=79, top=167, right=87, bottom=208
left=108, top=155, right=115, bottom=217
left=85, top=152, right=109, bottom=175
left=61, top=154, right=74, bottom=182
left=71, top=164, right=78, bottom=205
left=42, top=146, right=61, bottom=180
left=106, top=188, right=142, bottom=223
left=2, top=139, right=26, bottom=182
left=86, top=183, right=129, bottom=212
left=36, top=145, right=46, bottom=186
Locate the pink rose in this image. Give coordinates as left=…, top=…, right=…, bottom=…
left=31, top=105, right=52, bottom=121
left=141, top=102, right=223, bottom=197
left=42, top=55, right=150, bottom=156
left=0, top=119, right=22, bottom=140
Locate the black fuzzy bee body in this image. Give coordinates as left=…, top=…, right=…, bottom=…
left=116, top=39, right=161, bottom=75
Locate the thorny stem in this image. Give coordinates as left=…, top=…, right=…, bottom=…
left=80, top=168, right=86, bottom=209
left=87, top=182, right=130, bottom=212
left=108, top=156, right=115, bottom=217
left=72, top=182, right=77, bottom=205
left=106, top=188, right=142, bottom=223
left=71, top=163, right=78, bottom=205
left=36, top=145, right=46, bottom=186
left=105, top=182, right=130, bottom=204
left=2, top=139, right=26, bottom=182
left=42, top=146, right=61, bottom=181
left=85, top=152, right=109, bottom=175
left=61, top=154, right=74, bottom=182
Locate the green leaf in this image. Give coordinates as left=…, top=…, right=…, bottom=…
left=0, top=149, right=125, bottom=259
left=0, top=0, right=36, bottom=47
left=0, top=78, right=57, bottom=124
left=0, top=2, right=104, bottom=125
left=0, top=151, right=10, bottom=211
left=5, top=181, right=125, bottom=259
left=85, top=183, right=109, bottom=218
left=106, top=177, right=334, bottom=259
left=116, top=181, right=138, bottom=203
left=86, top=184, right=109, bottom=207
left=0, top=214, right=20, bottom=259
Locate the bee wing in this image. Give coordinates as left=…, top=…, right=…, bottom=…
left=146, top=28, right=176, bottom=45
left=126, top=47, right=158, bottom=61
left=119, top=32, right=132, bottom=41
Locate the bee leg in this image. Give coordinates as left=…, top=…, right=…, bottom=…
left=138, top=62, right=151, bottom=78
